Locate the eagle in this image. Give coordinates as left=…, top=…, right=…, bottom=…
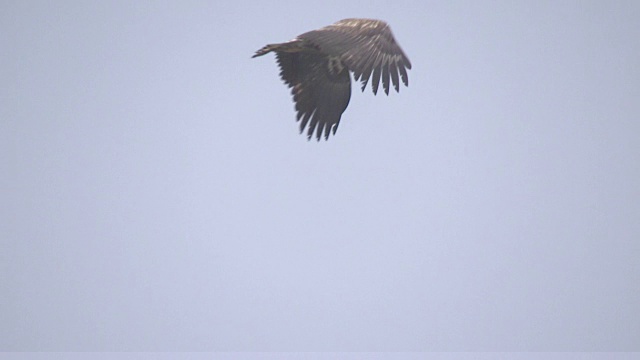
left=252, top=18, right=412, bottom=140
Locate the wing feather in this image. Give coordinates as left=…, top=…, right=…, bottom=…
left=398, top=62, right=409, bottom=87
left=382, top=55, right=390, bottom=95
left=297, top=19, right=411, bottom=95
left=358, top=41, right=381, bottom=91
left=276, top=51, right=351, bottom=141
left=371, top=63, right=382, bottom=95
left=389, top=61, right=399, bottom=92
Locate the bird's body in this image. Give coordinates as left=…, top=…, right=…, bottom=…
left=252, top=18, right=411, bottom=140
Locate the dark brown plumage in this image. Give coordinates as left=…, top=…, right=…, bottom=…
left=252, top=18, right=411, bottom=140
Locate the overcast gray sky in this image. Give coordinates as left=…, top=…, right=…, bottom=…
left=1, top=0, right=639, bottom=352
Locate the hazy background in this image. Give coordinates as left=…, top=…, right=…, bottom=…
left=1, top=0, right=638, bottom=351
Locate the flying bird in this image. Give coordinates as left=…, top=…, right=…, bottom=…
left=252, top=18, right=411, bottom=140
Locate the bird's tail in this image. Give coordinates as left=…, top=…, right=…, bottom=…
left=252, top=40, right=311, bottom=58
left=252, top=44, right=281, bottom=58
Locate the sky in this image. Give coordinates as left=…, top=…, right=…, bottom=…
left=1, top=0, right=639, bottom=352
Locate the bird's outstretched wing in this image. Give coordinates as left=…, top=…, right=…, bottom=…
left=276, top=51, right=352, bottom=140
left=298, top=18, right=412, bottom=95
